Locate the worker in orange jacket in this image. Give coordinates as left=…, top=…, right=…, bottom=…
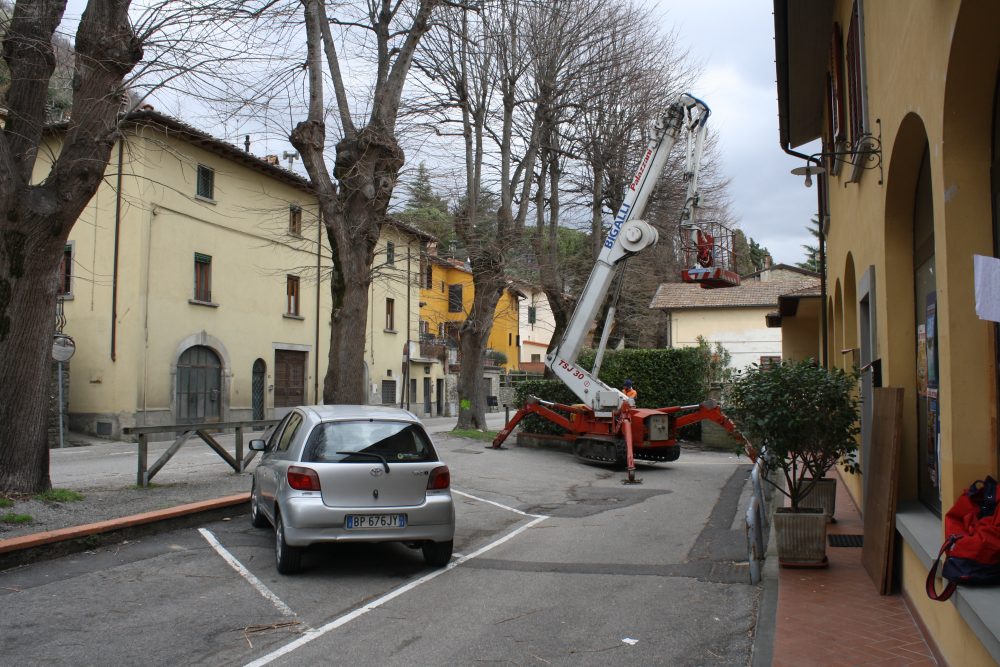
left=622, top=379, right=637, bottom=400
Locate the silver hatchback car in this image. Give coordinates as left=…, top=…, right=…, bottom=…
left=249, top=405, right=455, bottom=574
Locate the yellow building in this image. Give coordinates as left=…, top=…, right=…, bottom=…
left=774, top=1, right=1000, bottom=662
left=418, top=253, right=522, bottom=412
left=45, top=109, right=425, bottom=436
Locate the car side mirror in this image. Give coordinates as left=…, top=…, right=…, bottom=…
left=249, top=439, right=267, bottom=452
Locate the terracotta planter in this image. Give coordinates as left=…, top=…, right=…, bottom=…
left=799, top=477, right=837, bottom=523
left=773, top=507, right=828, bottom=568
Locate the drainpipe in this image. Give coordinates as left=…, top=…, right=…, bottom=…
left=111, top=139, right=124, bottom=361
left=781, top=145, right=829, bottom=369
left=315, top=207, right=321, bottom=403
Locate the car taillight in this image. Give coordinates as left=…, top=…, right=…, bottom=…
left=427, top=465, right=450, bottom=490
left=287, top=466, right=321, bottom=491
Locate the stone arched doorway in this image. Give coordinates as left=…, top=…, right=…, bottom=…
left=176, top=345, right=223, bottom=424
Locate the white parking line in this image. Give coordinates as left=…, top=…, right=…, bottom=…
left=198, top=528, right=296, bottom=618
left=452, top=489, right=547, bottom=518
left=243, top=489, right=548, bottom=667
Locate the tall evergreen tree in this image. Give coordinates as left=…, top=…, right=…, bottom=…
left=796, top=216, right=822, bottom=272
left=396, top=162, right=455, bottom=249
left=733, top=229, right=773, bottom=275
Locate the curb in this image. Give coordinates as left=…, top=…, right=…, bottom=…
left=0, top=493, right=249, bottom=570
left=751, top=484, right=782, bottom=667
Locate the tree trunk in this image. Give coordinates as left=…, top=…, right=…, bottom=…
left=293, top=124, right=403, bottom=405
left=0, top=0, right=141, bottom=493
left=0, top=230, right=64, bottom=492
left=456, top=267, right=503, bottom=430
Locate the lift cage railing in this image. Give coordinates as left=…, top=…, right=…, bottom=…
left=680, top=221, right=741, bottom=288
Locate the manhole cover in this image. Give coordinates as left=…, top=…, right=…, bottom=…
left=828, top=534, right=863, bottom=548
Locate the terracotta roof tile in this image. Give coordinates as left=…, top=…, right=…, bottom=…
left=648, top=277, right=820, bottom=310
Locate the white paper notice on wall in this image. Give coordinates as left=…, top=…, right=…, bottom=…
left=974, top=254, right=1000, bottom=323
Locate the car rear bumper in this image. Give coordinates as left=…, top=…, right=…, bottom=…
left=279, top=492, right=455, bottom=546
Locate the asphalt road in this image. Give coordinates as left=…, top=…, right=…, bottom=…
left=2, top=433, right=758, bottom=666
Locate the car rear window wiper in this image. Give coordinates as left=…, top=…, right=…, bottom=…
left=337, top=451, right=390, bottom=473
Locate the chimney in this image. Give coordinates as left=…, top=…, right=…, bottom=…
left=244, top=135, right=250, bottom=153
left=265, top=155, right=279, bottom=166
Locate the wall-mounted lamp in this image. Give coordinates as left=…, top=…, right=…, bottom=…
left=792, top=119, right=884, bottom=188
left=791, top=164, right=826, bottom=188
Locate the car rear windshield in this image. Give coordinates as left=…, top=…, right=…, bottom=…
left=302, top=420, right=437, bottom=463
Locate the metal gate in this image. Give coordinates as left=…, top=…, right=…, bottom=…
left=252, top=358, right=266, bottom=420
left=381, top=380, right=396, bottom=405
left=176, top=345, right=222, bottom=424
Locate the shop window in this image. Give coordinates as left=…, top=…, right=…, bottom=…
left=991, top=73, right=1000, bottom=468
left=913, top=146, right=940, bottom=515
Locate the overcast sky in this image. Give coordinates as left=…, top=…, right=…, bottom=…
left=656, top=0, right=819, bottom=266
left=55, top=0, right=817, bottom=266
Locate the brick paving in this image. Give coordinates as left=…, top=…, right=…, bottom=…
left=772, top=475, right=938, bottom=666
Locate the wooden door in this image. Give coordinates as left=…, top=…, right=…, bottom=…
left=274, top=350, right=306, bottom=408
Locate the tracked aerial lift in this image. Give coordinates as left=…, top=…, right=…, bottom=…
left=491, top=94, right=741, bottom=483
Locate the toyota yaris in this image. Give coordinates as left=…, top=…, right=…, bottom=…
left=249, top=405, right=455, bottom=574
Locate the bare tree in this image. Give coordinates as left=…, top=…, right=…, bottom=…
left=287, top=0, right=440, bottom=404
left=411, top=0, right=542, bottom=429
left=523, top=1, right=700, bottom=354
left=522, top=0, right=616, bottom=359
left=0, top=0, right=295, bottom=494
left=0, top=0, right=143, bottom=493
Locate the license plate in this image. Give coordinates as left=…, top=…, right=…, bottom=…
left=345, top=514, right=407, bottom=530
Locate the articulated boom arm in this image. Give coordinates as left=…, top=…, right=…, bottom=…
left=546, top=95, right=711, bottom=412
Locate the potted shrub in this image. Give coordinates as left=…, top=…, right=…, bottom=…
left=724, top=359, right=860, bottom=567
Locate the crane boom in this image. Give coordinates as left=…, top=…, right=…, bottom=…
left=546, top=94, right=710, bottom=413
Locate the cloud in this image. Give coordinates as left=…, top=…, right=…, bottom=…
left=663, top=0, right=821, bottom=266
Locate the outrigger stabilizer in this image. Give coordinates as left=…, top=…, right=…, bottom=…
left=491, top=396, right=740, bottom=484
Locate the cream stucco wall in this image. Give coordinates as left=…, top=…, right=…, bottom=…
left=669, top=307, right=781, bottom=371
left=519, top=287, right=555, bottom=364
left=779, top=298, right=822, bottom=362
left=788, top=2, right=1000, bottom=661
left=46, top=125, right=331, bottom=436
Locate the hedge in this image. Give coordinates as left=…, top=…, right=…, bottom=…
left=512, top=347, right=712, bottom=438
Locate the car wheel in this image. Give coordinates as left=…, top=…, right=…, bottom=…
left=250, top=482, right=268, bottom=528
left=275, top=512, right=303, bottom=574
left=422, top=540, right=453, bottom=567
